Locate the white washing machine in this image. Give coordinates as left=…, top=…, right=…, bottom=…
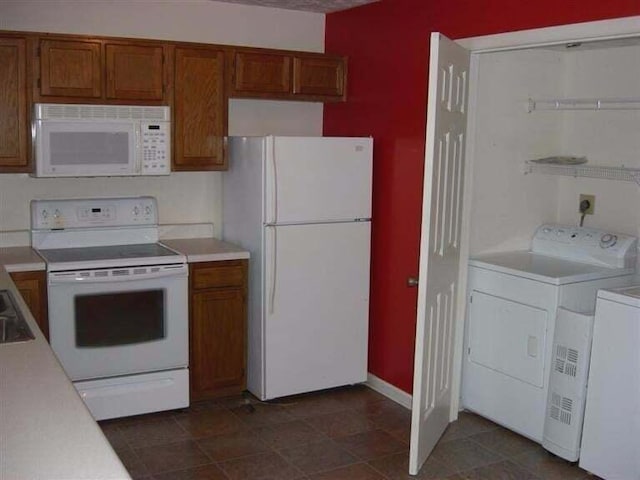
left=579, top=285, right=640, bottom=480
left=461, top=224, right=637, bottom=443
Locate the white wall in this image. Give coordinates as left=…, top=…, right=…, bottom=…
left=555, top=44, right=640, bottom=237
left=468, top=48, right=565, bottom=254
left=0, top=0, right=325, bottom=244
left=0, top=0, right=324, bottom=50
left=469, top=41, right=640, bottom=255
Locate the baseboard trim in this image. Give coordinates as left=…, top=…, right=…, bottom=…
left=365, top=373, right=412, bottom=410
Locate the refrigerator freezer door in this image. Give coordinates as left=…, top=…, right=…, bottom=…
left=262, top=221, right=370, bottom=399
left=265, top=137, right=372, bottom=224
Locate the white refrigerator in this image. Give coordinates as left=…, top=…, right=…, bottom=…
left=223, top=136, right=373, bottom=400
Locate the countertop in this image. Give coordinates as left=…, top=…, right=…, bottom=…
left=162, top=237, right=250, bottom=263
left=0, top=265, right=130, bottom=479
left=0, top=239, right=248, bottom=272
left=0, top=246, right=46, bottom=272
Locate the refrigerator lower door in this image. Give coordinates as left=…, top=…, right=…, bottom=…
left=262, top=221, right=371, bottom=400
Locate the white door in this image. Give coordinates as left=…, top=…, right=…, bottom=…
left=409, top=33, right=470, bottom=475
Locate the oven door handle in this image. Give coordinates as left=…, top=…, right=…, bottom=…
left=48, top=266, right=187, bottom=285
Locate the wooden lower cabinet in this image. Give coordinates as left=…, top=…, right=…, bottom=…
left=9, top=270, right=48, bottom=341
left=189, top=260, right=247, bottom=401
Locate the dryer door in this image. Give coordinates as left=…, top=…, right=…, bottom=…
left=468, top=290, right=548, bottom=387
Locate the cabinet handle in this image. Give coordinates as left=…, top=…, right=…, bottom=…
left=407, top=276, right=419, bottom=287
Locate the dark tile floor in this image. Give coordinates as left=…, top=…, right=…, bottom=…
left=99, top=385, right=594, bottom=480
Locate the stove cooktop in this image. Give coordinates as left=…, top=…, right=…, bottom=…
left=37, top=243, right=185, bottom=271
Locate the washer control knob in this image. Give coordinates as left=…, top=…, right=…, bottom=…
left=600, top=233, right=618, bottom=248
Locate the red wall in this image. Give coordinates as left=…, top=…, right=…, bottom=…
left=324, top=0, right=640, bottom=393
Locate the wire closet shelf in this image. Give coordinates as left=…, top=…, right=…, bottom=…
left=524, top=163, right=640, bottom=183
left=527, top=97, right=640, bottom=112
left=525, top=96, right=640, bottom=184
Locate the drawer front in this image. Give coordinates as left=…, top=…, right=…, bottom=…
left=192, top=262, right=245, bottom=290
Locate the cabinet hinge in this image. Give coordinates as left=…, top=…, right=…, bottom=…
left=37, top=78, right=41, bottom=88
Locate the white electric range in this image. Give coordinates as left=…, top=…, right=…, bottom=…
left=31, top=196, right=189, bottom=421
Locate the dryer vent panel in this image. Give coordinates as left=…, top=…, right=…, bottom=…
left=542, top=308, right=594, bottom=462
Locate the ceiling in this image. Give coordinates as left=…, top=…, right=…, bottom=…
left=211, top=0, right=379, bottom=13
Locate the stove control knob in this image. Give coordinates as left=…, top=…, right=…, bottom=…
left=133, top=206, right=140, bottom=216
left=600, top=233, right=618, bottom=248
left=145, top=205, right=152, bottom=215
left=54, top=209, right=61, bottom=218
left=41, top=209, right=48, bottom=219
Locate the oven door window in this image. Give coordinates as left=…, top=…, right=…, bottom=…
left=75, top=289, right=165, bottom=347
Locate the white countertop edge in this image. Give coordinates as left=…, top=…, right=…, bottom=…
left=3, top=262, right=46, bottom=273
left=185, top=251, right=250, bottom=263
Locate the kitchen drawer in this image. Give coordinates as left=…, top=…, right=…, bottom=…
left=191, top=261, right=245, bottom=290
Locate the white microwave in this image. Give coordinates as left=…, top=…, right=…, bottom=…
left=33, top=103, right=171, bottom=177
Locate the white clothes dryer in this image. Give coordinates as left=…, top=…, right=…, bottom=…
left=461, top=224, right=637, bottom=443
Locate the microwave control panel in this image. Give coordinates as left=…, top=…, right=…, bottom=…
left=141, top=122, right=170, bottom=175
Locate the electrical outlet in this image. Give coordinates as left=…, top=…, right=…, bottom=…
left=579, top=194, right=595, bottom=215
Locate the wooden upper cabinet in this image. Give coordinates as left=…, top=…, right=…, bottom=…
left=39, top=39, right=102, bottom=98
left=36, top=37, right=168, bottom=103
left=293, top=55, right=346, bottom=99
left=233, top=52, right=291, bottom=95
left=0, top=36, right=28, bottom=171
left=173, top=47, right=226, bottom=171
left=230, top=49, right=346, bottom=101
left=105, top=43, right=164, bottom=100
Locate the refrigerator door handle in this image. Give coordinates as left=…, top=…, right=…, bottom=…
left=269, top=137, right=279, bottom=225
left=268, top=225, right=277, bottom=314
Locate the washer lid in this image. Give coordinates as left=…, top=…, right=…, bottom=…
left=469, top=250, right=635, bottom=285
left=597, top=285, right=640, bottom=307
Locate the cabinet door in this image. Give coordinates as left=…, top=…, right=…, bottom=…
left=105, top=43, right=165, bottom=101
left=39, top=39, right=102, bottom=98
left=191, top=288, right=246, bottom=400
left=0, top=37, right=28, bottom=170
left=233, top=52, right=291, bottom=95
left=293, top=55, right=346, bottom=98
left=174, top=47, right=226, bottom=171
left=9, top=271, right=49, bottom=341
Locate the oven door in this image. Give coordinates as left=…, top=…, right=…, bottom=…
left=48, top=264, right=188, bottom=381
